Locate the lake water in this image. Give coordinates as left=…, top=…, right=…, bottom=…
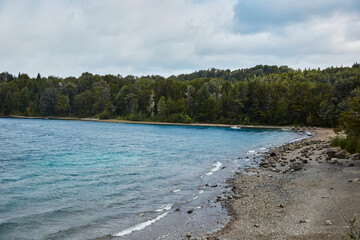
left=0, top=118, right=304, bottom=239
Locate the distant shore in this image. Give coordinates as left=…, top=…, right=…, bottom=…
left=1, top=115, right=297, bottom=130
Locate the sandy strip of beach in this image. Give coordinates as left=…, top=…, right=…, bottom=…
left=196, top=128, right=360, bottom=240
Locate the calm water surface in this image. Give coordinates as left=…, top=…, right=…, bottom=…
left=0, top=118, right=304, bottom=239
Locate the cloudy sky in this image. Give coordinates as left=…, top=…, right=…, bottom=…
left=0, top=0, right=359, bottom=78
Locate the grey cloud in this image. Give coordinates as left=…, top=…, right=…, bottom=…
left=0, top=0, right=359, bottom=78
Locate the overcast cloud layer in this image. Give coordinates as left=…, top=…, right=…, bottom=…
left=0, top=0, right=359, bottom=78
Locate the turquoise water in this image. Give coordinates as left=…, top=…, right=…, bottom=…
left=0, top=118, right=303, bottom=239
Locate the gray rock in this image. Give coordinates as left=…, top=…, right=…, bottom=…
left=299, top=219, right=309, bottom=223
left=326, top=148, right=339, bottom=158
left=351, top=153, right=360, bottom=160
left=335, top=150, right=347, bottom=159
left=331, top=159, right=339, bottom=164
left=270, top=152, right=276, bottom=157
left=290, top=162, right=304, bottom=171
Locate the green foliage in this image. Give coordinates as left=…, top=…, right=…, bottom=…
left=55, top=95, right=70, bottom=115
left=331, top=136, right=360, bottom=153
left=336, top=87, right=360, bottom=153
left=98, top=109, right=111, bottom=119
left=343, top=218, right=360, bottom=240
left=0, top=64, right=360, bottom=130
left=74, top=90, right=94, bottom=117
left=3, top=92, right=14, bottom=115
left=39, top=87, right=58, bottom=115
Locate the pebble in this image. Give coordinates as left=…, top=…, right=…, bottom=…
left=186, top=232, right=192, bottom=238
left=325, top=220, right=332, bottom=226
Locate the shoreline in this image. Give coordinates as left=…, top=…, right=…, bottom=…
left=4, top=116, right=353, bottom=239
left=200, top=128, right=360, bottom=240
left=1, top=115, right=299, bottom=130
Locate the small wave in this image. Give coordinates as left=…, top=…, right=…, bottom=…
left=155, top=204, right=172, bottom=212
left=113, top=212, right=168, bottom=237
left=172, top=189, right=180, bottom=193
left=192, top=196, right=198, bottom=200
left=259, top=147, right=266, bottom=151
left=205, top=161, right=222, bottom=176
left=247, top=150, right=256, bottom=154
left=199, top=190, right=204, bottom=194
left=288, top=135, right=308, bottom=143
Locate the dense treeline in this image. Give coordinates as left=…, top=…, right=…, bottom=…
left=0, top=64, right=359, bottom=129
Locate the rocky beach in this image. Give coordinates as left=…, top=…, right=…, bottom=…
left=185, top=129, right=360, bottom=240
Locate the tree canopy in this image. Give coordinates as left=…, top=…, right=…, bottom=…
left=0, top=64, right=359, bottom=131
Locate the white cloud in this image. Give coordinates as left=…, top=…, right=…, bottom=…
left=0, top=0, right=359, bottom=78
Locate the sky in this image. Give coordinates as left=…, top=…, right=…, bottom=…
left=0, top=0, right=359, bottom=78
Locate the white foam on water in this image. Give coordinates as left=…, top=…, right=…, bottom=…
left=199, top=190, right=204, bottom=194
left=259, top=147, right=266, bottom=151
left=248, top=150, right=256, bottom=154
left=113, top=212, right=168, bottom=237
left=289, top=135, right=308, bottom=143
left=192, top=196, right=198, bottom=200
left=155, top=204, right=172, bottom=212
left=205, top=161, right=222, bottom=176
left=172, top=189, right=180, bottom=193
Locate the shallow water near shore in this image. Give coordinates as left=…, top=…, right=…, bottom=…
left=0, top=118, right=304, bottom=239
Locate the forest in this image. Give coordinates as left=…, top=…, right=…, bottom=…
left=0, top=64, right=360, bottom=151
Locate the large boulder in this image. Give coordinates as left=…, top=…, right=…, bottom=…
left=326, top=148, right=339, bottom=158
left=335, top=150, right=347, bottom=159
left=351, top=153, right=360, bottom=161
